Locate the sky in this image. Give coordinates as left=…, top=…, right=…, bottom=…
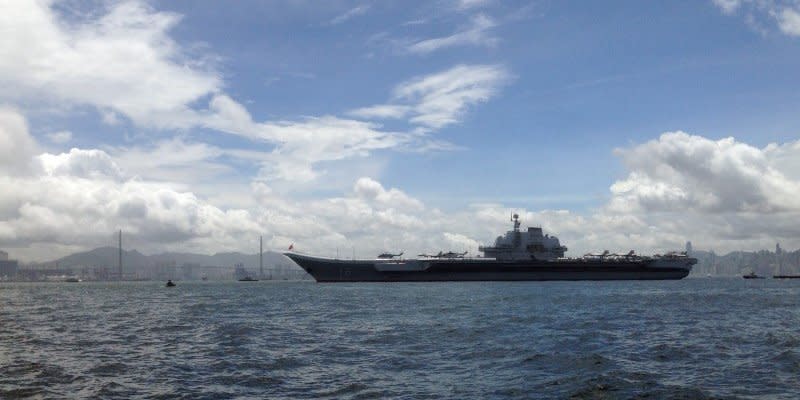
left=1, top=0, right=800, bottom=262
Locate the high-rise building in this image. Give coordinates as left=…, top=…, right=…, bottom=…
left=0, top=250, right=19, bottom=278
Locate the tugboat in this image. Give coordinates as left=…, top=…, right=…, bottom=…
left=284, top=214, right=696, bottom=282
left=742, top=271, right=765, bottom=279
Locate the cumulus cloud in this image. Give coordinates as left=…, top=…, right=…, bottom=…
left=764, top=140, right=800, bottom=180
left=0, top=111, right=423, bottom=261
left=711, top=0, right=800, bottom=37
left=608, top=132, right=800, bottom=214
left=407, top=14, right=497, bottom=54
left=570, top=131, right=800, bottom=255
left=349, top=64, right=510, bottom=131
left=0, top=117, right=439, bottom=261
left=6, top=113, right=800, bottom=262
left=1, top=169, right=435, bottom=262
left=777, top=7, right=800, bottom=35
left=442, top=232, right=480, bottom=253
left=5, top=125, right=800, bottom=261
left=1, top=171, right=264, bottom=257
left=39, top=148, right=125, bottom=181
left=0, top=107, right=38, bottom=174
left=0, top=0, right=221, bottom=129
left=0, top=110, right=254, bottom=259
left=353, top=177, right=424, bottom=211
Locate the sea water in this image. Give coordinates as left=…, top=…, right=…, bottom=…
left=1, top=278, right=799, bottom=399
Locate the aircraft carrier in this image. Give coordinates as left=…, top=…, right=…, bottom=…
left=284, top=214, right=696, bottom=282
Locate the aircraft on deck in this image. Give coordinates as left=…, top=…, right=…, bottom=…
left=417, top=251, right=468, bottom=258
left=377, top=251, right=404, bottom=259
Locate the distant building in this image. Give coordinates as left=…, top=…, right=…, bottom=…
left=234, top=262, right=254, bottom=280
left=776, top=243, right=782, bottom=255
left=685, top=241, right=693, bottom=254
left=180, top=263, right=201, bottom=280
left=0, top=250, right=18, bottom=278
left=154, top=260, right=177, bottom=280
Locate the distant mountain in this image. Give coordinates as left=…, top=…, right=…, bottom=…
left=146, top=251, right=290, bottom=270
left=41, top=247, right=290, bottom=268
left=47, top=246, right=151, bottom=269
left=29, top=247, right=306, bottom=280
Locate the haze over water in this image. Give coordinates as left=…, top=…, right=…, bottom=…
left=2, top=279, right=799, bottom=399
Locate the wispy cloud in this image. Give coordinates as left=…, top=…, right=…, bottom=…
left=407, top=14, right=497, bottom=54
left=712, top=0, right=742, bottom=14
left=402, top=19, right=426, bottom=26
left=46, top=130, right=72, bottom=144
left=395, top=64, right=510, bottom=129
left=0, top=0, right=403, bottom=185
left=347, top=105, right=412, bottom=120
left=456, top=0, right=491, bottom=11
left=329, top=4, right=370, bottom=25
left=348, top=64, right=511, bottom=130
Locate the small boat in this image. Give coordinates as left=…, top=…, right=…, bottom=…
left=773, top=275, right=800, bottom=279
left=64, top=277, right=82, bottom=282
left=166, top=280, right=176, bottom=287
left=742, top=272, right=765, bottom=279
left=238, top=276, right=259, bottom=282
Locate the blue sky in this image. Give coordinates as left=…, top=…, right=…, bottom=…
left=153, top=0, right=800, bottom=207
left=2, top=0, right=800, bottom=261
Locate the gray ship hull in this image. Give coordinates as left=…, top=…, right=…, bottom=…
left=284, top=253, right=693, bottom=282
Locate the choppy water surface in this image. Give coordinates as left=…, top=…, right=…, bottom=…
left=1, top=278, right=799, bottom=399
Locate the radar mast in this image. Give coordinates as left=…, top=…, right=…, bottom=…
left=511, top=213, right=520, bottom=232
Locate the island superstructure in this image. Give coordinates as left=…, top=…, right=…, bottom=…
left=284, top=214, right=696, bottom=282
